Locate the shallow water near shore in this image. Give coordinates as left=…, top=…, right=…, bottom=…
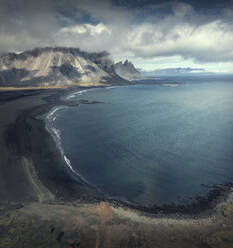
left=52, top=79, right=233, bottom=207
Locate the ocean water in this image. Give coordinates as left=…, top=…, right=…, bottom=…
left=52, top=79, right=233, bottom=206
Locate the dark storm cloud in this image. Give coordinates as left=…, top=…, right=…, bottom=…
left=0, top=0, right=233, bottom=63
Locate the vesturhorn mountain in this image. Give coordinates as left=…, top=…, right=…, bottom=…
left=114, top=60, right=141, bottom=80
left=0, top=47, right=140, bottom=87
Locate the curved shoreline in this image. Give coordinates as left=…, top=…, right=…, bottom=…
left=39, top=87, right=233, bottom=217
left=0, top=86, right=232, bottom=215
left=0, top=87, right=233, bottom=247
left=45, top=103, right=105, bottom=194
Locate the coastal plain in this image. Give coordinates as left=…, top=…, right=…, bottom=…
left=0, top=88, right=233, bottom=248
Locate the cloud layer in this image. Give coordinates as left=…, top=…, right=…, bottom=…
left=0, top=0, right=233, bottom=66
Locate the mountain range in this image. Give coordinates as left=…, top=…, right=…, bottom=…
left=0, top=47, right=141, bottom=87
left=114, top=60, right=141, bottom=80
left=140, top=67, right=207, bottom=77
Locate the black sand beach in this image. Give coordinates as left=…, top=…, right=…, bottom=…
left=0, top=88, right=233, bottom=248
left=0, top=89, right=95, bottom=202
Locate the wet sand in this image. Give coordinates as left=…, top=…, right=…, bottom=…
left=0, top=88, right=233, bottom=247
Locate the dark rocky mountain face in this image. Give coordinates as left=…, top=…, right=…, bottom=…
left=0, top=47, right=129, bottom=87
left=114, top=60, right=141, bottom=81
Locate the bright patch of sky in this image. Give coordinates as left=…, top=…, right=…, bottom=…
left=0, top=0, right=233, bottom=73
left=113, top=55, right=233, bottom=73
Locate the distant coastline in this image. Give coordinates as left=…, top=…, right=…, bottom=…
left=159, top=83, right=185, bottom=87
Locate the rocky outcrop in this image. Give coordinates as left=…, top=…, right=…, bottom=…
left=0, top=47, right=129, bottom=87
left=114, top=60, right=141, bottom=81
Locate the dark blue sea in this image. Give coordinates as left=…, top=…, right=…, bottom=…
left=51, top=77, right=233, bottom=206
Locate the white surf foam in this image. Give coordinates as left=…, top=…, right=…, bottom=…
left=47, top=106, right=64, bottom=120
left=106, top=86, right=120, bottom=90
left=64, top=155, right=75, bottom=173
left=66, top=89, right=95, bottom=99
left=63, top=155, right=101, bottom=191
left=52, top=127, right=61, bottom=139
left=44, top=98, right=103, bottom=193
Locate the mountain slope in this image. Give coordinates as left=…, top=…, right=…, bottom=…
left=0, top=47, right=130, bottom=87
left=114, top=60, right=141, bottom=80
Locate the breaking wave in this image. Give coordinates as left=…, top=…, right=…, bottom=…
left=45, top=104, right=102, bottom=192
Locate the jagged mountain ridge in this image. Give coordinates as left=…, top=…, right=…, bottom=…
left=0, top=47, right=139, bottom=87
left=114, top=60, right=141, bottom=80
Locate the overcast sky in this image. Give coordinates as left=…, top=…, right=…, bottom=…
left=0, top=0, right=233, bottom=72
